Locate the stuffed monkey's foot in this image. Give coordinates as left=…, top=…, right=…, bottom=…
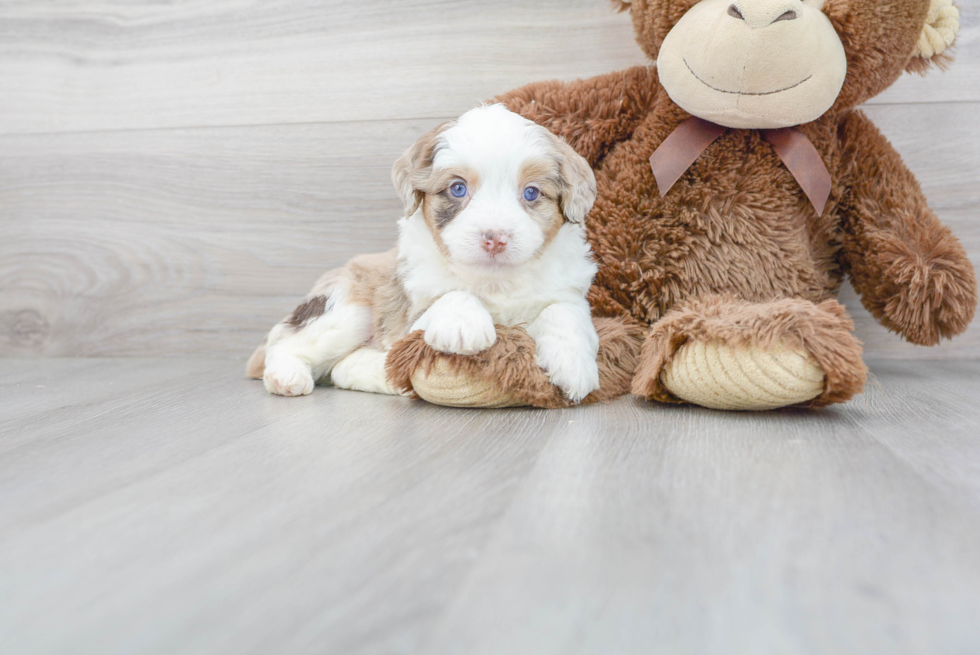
left=632, top=295, right=867, bottom=410
left=386, top=317, right=645, bottom=409
left=661, top=340, right=824, bottom=411
left=410, top=359, right=522, bottom=408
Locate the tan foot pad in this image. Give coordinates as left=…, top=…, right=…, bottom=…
left=662, top=340, right=825, bottom=411
left=410, top=359, right=525, bottom=408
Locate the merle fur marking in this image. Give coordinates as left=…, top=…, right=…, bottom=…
left=286, top=295, right=328, bottom=329
left=434, top=192, right=464, bottom=229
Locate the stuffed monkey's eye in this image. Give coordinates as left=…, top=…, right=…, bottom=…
left=523, top=186, right=540, bottom=202
left=450, top=181, right=467, bottom=198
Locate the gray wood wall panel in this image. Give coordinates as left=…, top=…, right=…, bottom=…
left=0, top=119, right=414, bottom=356
left=0, top=0, right=649, bottom=135
left=0, top=0, right=976, bottom=136
left=0, top=0, right=978, bottom=358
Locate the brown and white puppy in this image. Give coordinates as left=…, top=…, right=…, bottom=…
left=247, top=104, right=601, bottom=402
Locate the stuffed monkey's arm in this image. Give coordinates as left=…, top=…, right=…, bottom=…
left=493, top=66, right=660, bottom=167
left=838, top=110, right=976, bottom=345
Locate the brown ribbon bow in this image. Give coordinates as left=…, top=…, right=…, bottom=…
left=649, top=117, right=832, bottom=215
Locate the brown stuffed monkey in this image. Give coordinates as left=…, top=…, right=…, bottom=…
left=387, top=0, right=976, bottom=411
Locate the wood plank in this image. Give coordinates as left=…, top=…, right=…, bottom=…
left=1, top=358, right=979, bottom=653
left=0, top=119, right=422, bottom=356
left=855, top=360, right=980, bottom=507
left=0, top=358, right=560, bottom=654
left=423, top=364, right=980, bottom=654
left=0, top=0, right=649, bottom=135
left=0, top=357, right=224, bottom=435
left=0, top=0, right=975, bottom=136
left=0, top=356, right=103, bottom=383
left=1, top=102, right=976, bottom=359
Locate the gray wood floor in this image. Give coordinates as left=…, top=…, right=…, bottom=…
left=2, top=0, right=979, bottom=360
left=2, top=357, right=980, bottom=655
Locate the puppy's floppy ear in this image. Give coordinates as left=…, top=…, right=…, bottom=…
left=547, top=134, right=597, bottom=224
left=392, top=121, right=452, bottom=217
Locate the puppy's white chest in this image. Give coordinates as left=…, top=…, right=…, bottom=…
left=481, top=294, right=552, bottom=327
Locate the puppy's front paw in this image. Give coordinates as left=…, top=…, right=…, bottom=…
left=263, top=357, right=315, bottom=397
left=424, top=311, right=497, bottom=355
left=537, top=345, right=600, bottom=403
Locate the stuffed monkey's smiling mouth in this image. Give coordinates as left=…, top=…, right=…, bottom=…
left=683, top=58, right=812, bottom=96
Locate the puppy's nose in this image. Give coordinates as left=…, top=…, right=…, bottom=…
left=481, top=230, right=509, bottom=256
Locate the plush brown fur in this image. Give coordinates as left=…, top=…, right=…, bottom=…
left=387, top=316, right=646, bottom=409
left=838, top=111, right=977, bottom=345
left=388, top=0, right=976, bottom=409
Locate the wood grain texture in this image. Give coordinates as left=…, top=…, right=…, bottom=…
left=1, top=103, right=977, bottom=358
left=0, top=358, right=562, bottom=654
left=1, top=357, right=979, bottom=653
left=0, top=0, right=976, bottom=136
left=0, top=0, right=647, bottom=135
left=0, top=119, right=417, bottom=356
left=423, top=361, right=980, bottom=655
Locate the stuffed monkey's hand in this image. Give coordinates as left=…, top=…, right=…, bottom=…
left=840, top=110, right=977, bottom=346
left=870, top=230, right=977, bottom=346
left=411, top=291, right=497, bottom=356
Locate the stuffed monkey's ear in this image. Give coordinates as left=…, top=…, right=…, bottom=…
left=391, top=121, right=452, bottom=217
left=548, top=135, right=597, bottom=224
left=906, top=0, right=959, bottom=73
left=610, top=0, right=632, bottom=11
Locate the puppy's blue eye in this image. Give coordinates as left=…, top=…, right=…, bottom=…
left=450, top=182, right=467, bottom=198
left=523, top=186, right=540, bottom=202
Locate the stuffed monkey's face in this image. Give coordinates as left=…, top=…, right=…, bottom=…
left=656, top=0, right=847, bottom=128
